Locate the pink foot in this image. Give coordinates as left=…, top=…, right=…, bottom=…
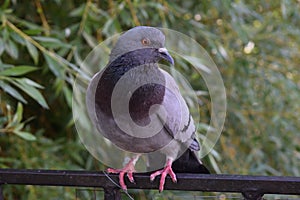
left=107, top=155, right=140, bottom=190
left=150, top=159, right=177, bottom=192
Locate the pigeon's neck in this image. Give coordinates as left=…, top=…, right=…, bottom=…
left=108, top=48, right=159, bottom=70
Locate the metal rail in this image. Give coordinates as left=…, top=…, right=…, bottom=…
left=0, top=169, right=299, bottom=200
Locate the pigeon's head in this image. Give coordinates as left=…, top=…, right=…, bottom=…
left=109, top=26, right=174, bottom=65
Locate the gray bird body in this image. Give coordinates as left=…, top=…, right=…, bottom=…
left=86, top=27, right=209, bottom=179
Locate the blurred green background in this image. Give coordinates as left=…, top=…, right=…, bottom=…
left=0, top=0, right=299, bottom=199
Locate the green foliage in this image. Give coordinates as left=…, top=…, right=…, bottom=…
left=0, top=0, right=299, bottom=199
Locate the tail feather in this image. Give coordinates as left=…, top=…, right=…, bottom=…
left=172, top=149, right=210, bottom=174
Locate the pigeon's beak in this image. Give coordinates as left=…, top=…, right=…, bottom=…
left=158, top=47, right=174, bottom=65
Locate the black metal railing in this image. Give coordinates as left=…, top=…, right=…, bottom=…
left=0, top=169, right=299, bottom=200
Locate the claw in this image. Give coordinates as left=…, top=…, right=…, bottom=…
left=127, top=171, right=135, bottom=183
left=107, top=154, right=140, bottom=190
left=150, top=159, right=177, bottom=192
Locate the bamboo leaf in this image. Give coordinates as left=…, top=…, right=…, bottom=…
left=0, top=80, right=27, bottom=103
left=13, top=130, right=36, bottom=141
left=32, top=36, right=71, bottom=48
left=69, top=4, right=85, bottom=16
left=102, top=18, right=113, bottom=36
left=5, top=40, right=19, bottom=59
left=32, top=36, right=62, bottom=43
left=11, top=102, right=23, bottom=124
left=11, top=32, right=26, bottom=45
left=63, top=86, right=72, bottom=108
left=43, top=53, right=64, bottom=78
left=25, top=40, right=39, bottom=64
left=0, top=66, right=38, bottom=76
left=82, top=32, right=97, bottom=48
left=16, top=103, right=24, bottom=122
left=10, top=78, right=49, bottom=109
left=20, top=77, right=44, bottom=89
left=2, top=27, right=9, bottom=41
left=0, top=38, right=5, bottom=56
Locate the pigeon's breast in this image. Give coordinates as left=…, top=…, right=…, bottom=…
left=93, top=50, right=173, bottom=153
left=96, top=55, right=166, bottom=122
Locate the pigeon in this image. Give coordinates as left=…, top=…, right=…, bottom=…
left=86, top=26, right=209, bottom=192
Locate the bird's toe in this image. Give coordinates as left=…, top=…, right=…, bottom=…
left=149, top=160, right=177, bottom=192
left=127, top=171, right=135, bottom=183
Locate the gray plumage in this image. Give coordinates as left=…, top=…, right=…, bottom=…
left=86, top=26, right=209, bottom=191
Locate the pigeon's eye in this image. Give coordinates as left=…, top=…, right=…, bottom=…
left=141, top=38, right=150, bottom=46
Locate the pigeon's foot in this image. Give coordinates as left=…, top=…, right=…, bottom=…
left=107, top=155, right=140, bottom=191
left=150, top=159, right=177, bottom=192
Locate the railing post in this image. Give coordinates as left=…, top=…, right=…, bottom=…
left=242, top=191, right=264, bottom=200
left=104, top=187, right=121, bottom=200
left=0, top=185, right=4, bottom=200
